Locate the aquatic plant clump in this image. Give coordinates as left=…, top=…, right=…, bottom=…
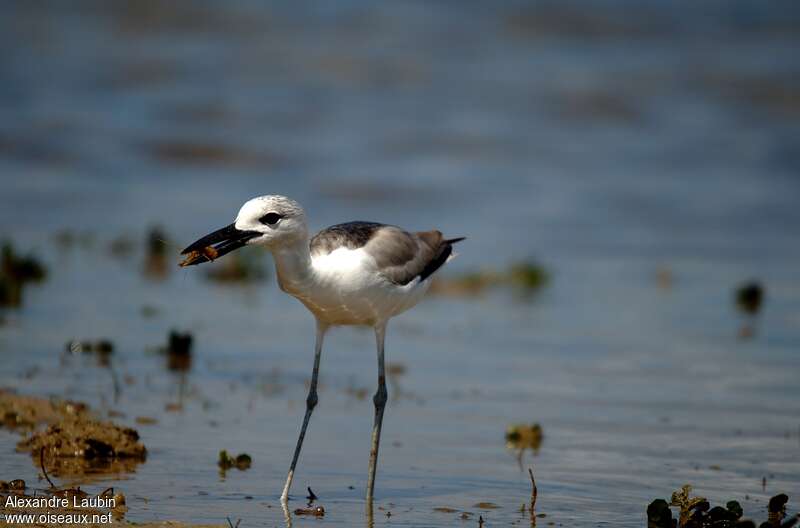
left=17, top=418, right=147, bottom=462
left=429, top=260, right=549, bottom=297
left=505, top=423, right=543, bottom=452
left=0, top=243, right=47, bottom=307
left=0, top=390, right=89, bottom=431
left=218, top=450, right=252, bottom=471
left=735, top=281, right=764, bottom=315
left=647, top=485, right=797, bottom=528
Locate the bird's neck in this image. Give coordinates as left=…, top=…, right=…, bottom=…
left=270, top=237, right=314, bottom=295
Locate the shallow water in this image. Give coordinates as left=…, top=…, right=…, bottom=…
left=1, top=1, right=799, bottom=526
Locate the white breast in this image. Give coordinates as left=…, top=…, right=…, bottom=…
left=286, top=247, right=429, bottom=326
left=312, top=247, right=377, bottom=288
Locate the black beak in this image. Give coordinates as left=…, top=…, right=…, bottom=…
left=179, top=223, right=260, bottom=267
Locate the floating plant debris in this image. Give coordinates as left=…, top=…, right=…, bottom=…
left=217, top=450, right=252, bottom=471
left=0, top=243, right=47, bottom=307
left=386, top=362, right=409, bottom=400
left=147, top=226, right=169, bottom=258
left=159, top=330, right=193, bottom=372
left=429, top=270, right=494, bottom=296
left=65, top=339, right=116, bottom=367
left=167, top=331, right=193, bottom=356
left=294, top=506, right=325, bottom=516
left=95, top=340, right=114, bottom=355
left=345, top=384, right=369, bottom=401
left=506, top=423, right=544, bottom=468
left=234, top=454, right=252, bottom=469
left=387, top=362, right=407, bottom=377
left=146, top=140, right=276, bottom=168
left=140, top=304, right=159, bottom=318
left=507, top=262, right=549, bottom=291
left=429, top=260, right=549, bottom=298
left=506, top=423, right=543, bottom=452
left=656, top=267, right=673, bottom=290
left=735, top=280, right=766, bottom=339
left=52, top=230, right=95, bottom=250
left=735, top=281, right=764, bottom=315
left=697, top=71, right=800, bottom=118
left=65, top=339, right=114, bottom=356
left=647, top=485, right=797, bottom=528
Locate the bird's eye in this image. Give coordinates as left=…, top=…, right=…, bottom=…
left=260, top=212, right=283, bottom=225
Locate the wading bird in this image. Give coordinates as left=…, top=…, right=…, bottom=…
left=180, top=195, right=464, bottom=503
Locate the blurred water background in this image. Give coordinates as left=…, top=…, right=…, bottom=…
left=1, top=1, right=799, bottom=526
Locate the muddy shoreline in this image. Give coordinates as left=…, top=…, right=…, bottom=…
left=0, top=391, right=224, bottom=527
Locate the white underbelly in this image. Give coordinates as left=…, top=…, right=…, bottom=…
left=285, top=276, right=430, bottom=326
left=274, top=245, right=432, bottom=326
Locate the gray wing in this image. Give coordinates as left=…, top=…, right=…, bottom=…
left=310, top=221, right=385, bottom=255
left=311, top=221, right=462, bottom=286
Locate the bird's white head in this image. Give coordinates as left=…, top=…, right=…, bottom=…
left=234, top=195, right=308, bottom=247
left=179, top=195, right=308, bottom=266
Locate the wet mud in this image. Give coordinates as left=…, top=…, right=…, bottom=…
left=1, top=392, right=146, bottom=481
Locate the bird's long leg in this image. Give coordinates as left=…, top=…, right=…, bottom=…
left=281, top=320, right=328, bottom=503
left=366, top=321, right=388, bottom=502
